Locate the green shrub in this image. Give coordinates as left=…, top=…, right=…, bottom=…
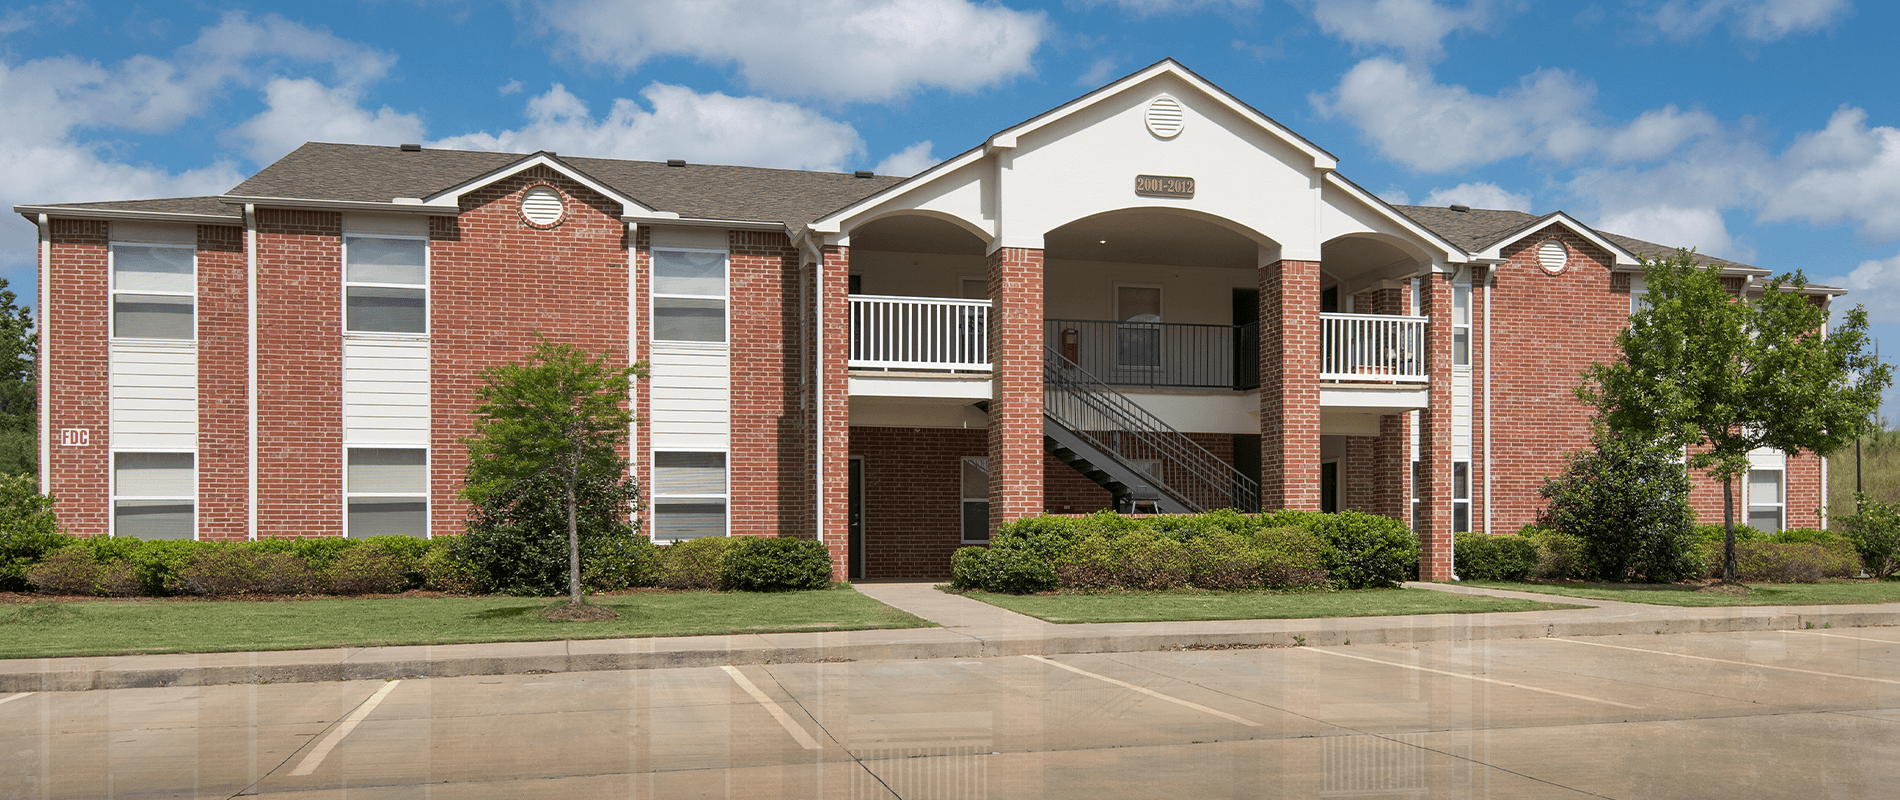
left=1541, top=431, right=1700, bottom=583
left=287, top=537, right=357, bottom=572
left=723, top=537, right=832, bottom=591
left=27, top=547, right=99, bottom=595
left=653, top=536, right=742, bottom=590
left=120, top=539, right=212, bottom=596
left=1119, top=533, right=1191, bottom=590
left=326, top=545, right=415, bottom=595
left=1694, top=523, right=1770, bottom=545
left=1515, top=525, right=1585, bottom=580
left=94, top=561, right=142, bottom=597
left=1454, top=533, right=1539, bottom=582
left=1730, top=541, right=1857, bottom=583
left=420, top=539, right=481, bottom=594
left=950, top=546, right=991, bottom=591
left=980, top=545, right=1058, bottom=594
left=0, top=474, right=67, bottom=591
left=1249, top=527, right=1330, bottom=588
left=1311, top=511, right=1418, bottom=589
left=1053, top=533, right=1122, bottom=590
left=993, top=514, right=1091, bottom=562
left=1836, top=494, right=1900, bottom=578
left=173, top=547, right=266, bottom=596
left=582, top=533, right=657, bottom=591
left=1184, top=531, right=1271, bottom=590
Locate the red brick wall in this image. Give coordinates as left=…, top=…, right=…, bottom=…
left=850, top=426, right=987, bottom=580
left=195, top=224, right=248, bottom=541
left=987, top=247, right=1044, bottom=530
left=1344, top=414, right=1408, bottom=520
left=1420, top=274, right=1453, bottom=579
left=729, top=230, right=807, bottom=538
left=429, top=168, right=632, bottom=538
left=255, top=210, right=343, bottom=537
left=45, top=219, right=110, bottom=537
left=818, top=245, right=851, bottom=572
left=1259, top=259, right=1320, bottom=510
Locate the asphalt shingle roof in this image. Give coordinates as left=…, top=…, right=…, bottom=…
left=30, top=196, right=241, bottom=219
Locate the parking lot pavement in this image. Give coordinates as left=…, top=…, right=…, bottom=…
left=4, top=628, right=1899, bottom=799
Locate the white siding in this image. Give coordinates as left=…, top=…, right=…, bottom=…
left=650, top=345, right=730, bottom=450
left=1451, top=371, right=1473, bottom=462
left=111, top=342, right=196, bottom=450
left=344, top=339, right=429, bottom=446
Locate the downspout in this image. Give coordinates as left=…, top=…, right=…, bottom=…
left=245, top=204, right=258, bottom=540
left=36, top=214, right=49, bottom=494
left=1482, top=265, right=1493, bottom=536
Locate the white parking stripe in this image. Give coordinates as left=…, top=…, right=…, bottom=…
left=1025, top=655, right=1264, bottom=726
left=1784, top=629, right=1900, bottom=645
left=289, top=680, right=402, bottom=777
left=722, top=666, right=823, bottom=750
left=1303, top=647, right=1644, bottom=709
left=0, top=692, right=29, bottom=707
left=1550, top=637, right=1900, bottom=686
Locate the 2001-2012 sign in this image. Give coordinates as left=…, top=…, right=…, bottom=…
left=1134, top=174, right=1195, bottom=198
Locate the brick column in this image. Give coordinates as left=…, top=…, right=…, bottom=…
left=1419, top=274, right=1454, bottom=580
left=987, top=246, right=1044, bottom=531
left=818, top=245, right=852, bottom=576
left=44, top=219, right=110, bottom=537
left=195, top=224, right=249, bottom=541
left=255, top=210, right=344, bottom=538
left=1259, top=259, right=1321, bottom=510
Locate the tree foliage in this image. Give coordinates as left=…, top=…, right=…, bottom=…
left=0, top=278, right=36, bottom=476
left=461, top=337, right=645, bottom=601
left=1579, top=250, right=1892, bottom=582
left=1539, top=429, right=1701, bottom=583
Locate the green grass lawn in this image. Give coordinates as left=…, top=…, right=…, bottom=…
left=1460, top=579, right=1900, bottom=607
left=958, top=587, right=1583, bottom=624
left=0, top=586, right=933, bottom=659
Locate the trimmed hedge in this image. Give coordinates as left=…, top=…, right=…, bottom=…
left=951, top=509, right=1410, bottom=594
left=723, top=537, right=832, bottom=591
left=1454, top=533, right=1539, bottom=582
left=1515, top=525, right=1586, bottom=580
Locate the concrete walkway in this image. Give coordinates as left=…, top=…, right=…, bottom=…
left=5, top=581, right=1898, bottom=693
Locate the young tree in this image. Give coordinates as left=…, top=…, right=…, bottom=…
left=463, top=336, right=645, bottom=605
left=1539, top=428, right=1700, bottom=583
left=1579, top=250, right=1892, bottom=583
left=0, top=278, right=36, bottom=477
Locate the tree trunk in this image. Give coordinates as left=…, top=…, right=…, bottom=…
left=562, top=457, right=577, bottom=600
left=1722, top=475, right=1738, bottom=584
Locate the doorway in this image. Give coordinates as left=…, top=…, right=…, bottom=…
left=848, top=456, right=864, bottom=581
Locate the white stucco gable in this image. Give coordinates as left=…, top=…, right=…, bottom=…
left=809, top=59, right=1465, bottom=269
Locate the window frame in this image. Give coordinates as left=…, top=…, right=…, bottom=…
left=110, top=450, right=197, bottom=540
left=1452, top=460, right=1471, bottom=533
left=342, top=233, right=430, bottom=336
left=1113, top=283, right=1165, bottom=370
left=1451, top=276, right=1472, bottom=367
left=1747, top=467, right=1786, bottom=533
left=961, top=456, right=990, bottom=544
left=109, top=241, right=197, bottom=342
left=344, top=446, right=430, bottom=539
left=651, top=449, right=730, bottom=542
left=650, top=247, right=731, bottom=345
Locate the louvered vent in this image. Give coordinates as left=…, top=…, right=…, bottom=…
left=1146, top=96, right=1184, bottom=139
left=1538, top=240, right=1567, bottom=274
left=521, top=186, right=564, bottom=226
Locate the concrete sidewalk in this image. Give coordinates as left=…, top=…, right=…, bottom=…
left=4, top=581, right=1897, bottom=693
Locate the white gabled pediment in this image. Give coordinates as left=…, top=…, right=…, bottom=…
left=423, top=152, right=654, bottom=215
left=1475, top=212, right=1641, bottom=268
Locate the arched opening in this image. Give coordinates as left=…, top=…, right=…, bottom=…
left=843, top=212, right=989, bottom=299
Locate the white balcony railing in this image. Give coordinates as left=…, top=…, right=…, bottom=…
left=1320, top=312, right=1429, bottom=383
left=848, top=295, right=991, bottom=371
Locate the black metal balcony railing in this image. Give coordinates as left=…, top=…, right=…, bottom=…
left=1044, top=319, right=1249, bottom=390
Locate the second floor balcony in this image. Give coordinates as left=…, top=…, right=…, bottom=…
left=847, top=295, right=1430, bottom=390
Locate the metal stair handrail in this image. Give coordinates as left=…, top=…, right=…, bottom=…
left=1042, top=346, right=1261, bottom=513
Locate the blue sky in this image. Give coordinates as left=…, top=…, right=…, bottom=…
left=4, top=0, right=1895, bottom=419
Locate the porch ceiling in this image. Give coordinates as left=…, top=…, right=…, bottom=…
left=1044, top=210, right=1259, bottom=269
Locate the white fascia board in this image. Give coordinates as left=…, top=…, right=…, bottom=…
left=422, top=153, right=653, bottom=213
left=1321, top=173, right=1469, bottom=268
left=220, top=195, right=457, bottom=215
left=627, top=215, right=787, bottom=232
left=1475, top=212, right=1641, bottom=267
left=1002, top=60, right=1337, bottom=171
left=15, top=205, right=241, bottom=224
left=807, top=145, right=991, bottom=235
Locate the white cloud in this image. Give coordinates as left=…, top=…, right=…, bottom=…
left=1759, top=107, right=1900, bottom=241
left=1082, top=0, right=1261, bottom=14
left=1602, top=105, right=1721, bottom=162
left=499, top=80, right=524, bottom=96
left=533, top=0, right=1045, bottom=102
left=1303, top=0, right=1502, bottom=62
left=1595, top=205, right=1748, bottom=261
left=1312, top=58, right=1599, bottom=172
left=1077, top=57, right=1119, bottom=87
left=1376, top=187, right=1412, bottom=205
left=1651, top=0, right=1851, bottom=41
left=874, top=141, right=939, bottom=176
left=433, top=83, right=865, bottom=172
left=230, top=78, right=428, bottom=164
left=1821, top=253, right=1900, bottom=324
left=0, top=0, right=82, bottom=36
left=1421, top=182, right=1532, bottom=211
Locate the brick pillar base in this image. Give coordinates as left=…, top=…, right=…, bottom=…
left=988, top=247, right=1045, bottom=531
left=819, top=245, right=851, bottom=578
left=1420, top=275, right=1454, bottom=581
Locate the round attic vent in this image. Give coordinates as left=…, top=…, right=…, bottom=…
left=521, top=185, right=565, bottom=227
left=1538, top=239, right=1568, bottom=274
left=1146, top=96, right=1184, bottom=139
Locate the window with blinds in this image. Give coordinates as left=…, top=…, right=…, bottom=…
left=113, top=452, right=194, bottom=539
left=347, top=448, right=428, bottom=538
left=111, top=244, right=196, bottom=340
left=653, top=451, right=727, bottom=541
left=653, top=249, right=728, bottom=343
left=345, top=235, right=427, bottom=334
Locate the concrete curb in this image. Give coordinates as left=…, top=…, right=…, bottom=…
left=6, top=605, right=1896, bottom=693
